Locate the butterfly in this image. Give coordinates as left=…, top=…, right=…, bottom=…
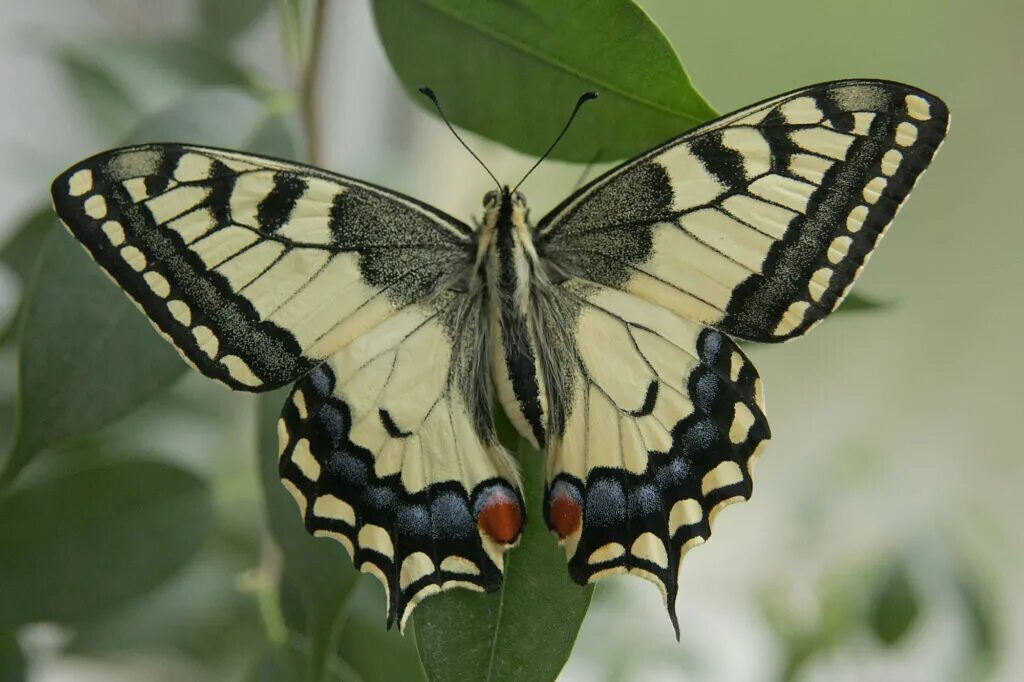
left=51, top=80, right=947, bottom=635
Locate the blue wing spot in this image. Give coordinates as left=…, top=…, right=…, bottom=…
left=584, top=478, right=627, bottom=528
left=695, top=371, right=721, bottom=413
left=366, top=485, right=398, bottom=512
left=307, top=365, right=334, bottom=397
left=680, top=419, right=719, bottom=456
left=431, top=492, right=475, bottom=540
left=317, top=404, right=346, bottom=446
left=396, top=504, right=431, bottom=537
left=655, top=455, right=691, bottom=489
left=630, top=484, right=662, bottom=518
left=698, top=329, right=724, bottom=366
left=329, top=451, right=368, bottom=486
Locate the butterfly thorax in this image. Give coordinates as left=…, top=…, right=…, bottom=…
left=481, top=189, right=550, bottom=449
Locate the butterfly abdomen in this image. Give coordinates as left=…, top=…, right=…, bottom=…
left=486, top=193, right=549, bottom=448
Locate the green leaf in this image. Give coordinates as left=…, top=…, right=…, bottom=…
left=66, top=552, right=266, bottom=666
left=56, top=49, right=141, bottom=141
left=0, top=231, right=187, bottom=486
left=248, top=640, right=363, bottom=682
left=336, top=581, right=426, bottom=682
left=1, top=89, right=283, bottom=488
left=247, top=115, right=308, bottom=161
left=867, top=560, right=920, bottom=647
left=0, top=206, right=58, bottom=344
left=200, top=0, right=273, bottom=40
left=413, top=434, right=592, bottom=682
left=257, top=391, right=359, bottom=682
left=372, top=0, right=716, bottom=162
left=0, top=460, right=211, bottom=628
left=0, top=631, right=25, bottom=682
left=249, top=647, right=300, bottom=682
left=0, top=207, right=56, bottom=286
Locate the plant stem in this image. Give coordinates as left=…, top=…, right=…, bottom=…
left=300, top=0, right=328, bottom=166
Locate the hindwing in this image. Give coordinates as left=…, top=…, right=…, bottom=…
left=278, top=290, right=524, bottom=630
left=524, top=79, right=947, bottom=633
left=538, top=80, right=949, bottom=341
left=532, top=280, right=768, bottom=635
left=51, top=144, right=474, bottom=390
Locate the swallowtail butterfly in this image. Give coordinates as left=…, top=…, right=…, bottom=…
left=51, top=80, right=947, bottom=635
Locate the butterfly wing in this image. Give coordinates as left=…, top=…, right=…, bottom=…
left=279, top=289, right=524, bottom=631
left=532, top=80, right=946, bottom=632
left=51, top=144, right=474, bottom=390
left=52, top=144, right=524, bottom=627
left=532, top=278, right=768, bottom=636
left=537, top=80, right=949, bottom=341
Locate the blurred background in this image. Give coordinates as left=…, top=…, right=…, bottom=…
left=1, top=1, right=1021, bottom=680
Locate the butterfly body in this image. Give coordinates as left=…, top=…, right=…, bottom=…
left=482, top=188, right=551, bottom=450
left=51, top=80, right=948, bottom=635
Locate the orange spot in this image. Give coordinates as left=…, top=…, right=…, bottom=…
left=478, top=495, right=522, bottom=545
left=548, top=492, right=581, bottom=539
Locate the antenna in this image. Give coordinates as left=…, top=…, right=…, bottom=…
left=512, top=91, right=599, bottom=193
left=418, top=86, right=501, bottom=192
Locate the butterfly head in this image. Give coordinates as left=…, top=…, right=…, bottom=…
left=482, top=186, right=529, bottom=230
left=482, top=187, right=527, bottom=210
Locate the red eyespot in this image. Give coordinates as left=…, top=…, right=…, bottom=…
left=477, top=488, right=523, bottom=545
left=548, top=489, right=582, bottom=539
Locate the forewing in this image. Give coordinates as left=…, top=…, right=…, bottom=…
left=51, top=144, right=474, bottom=390
left=534, top=280, right=769, bottom=635
left=538, top=80, right=948, bottom=341
left=278, top=290, right=525, bottom=631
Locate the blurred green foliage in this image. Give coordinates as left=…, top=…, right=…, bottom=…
left=867, top=559, right=920, bottom=646
left=0, top=0, right=1002, bottom=680
left=0, top=460, right=212, bottom=628
left=758, top=551, right=998, bottom=682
